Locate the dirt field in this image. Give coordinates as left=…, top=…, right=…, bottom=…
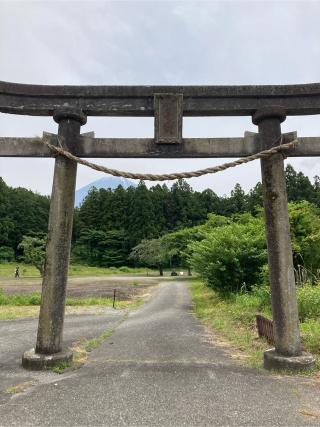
left=0, top=275, right=160, bottom=300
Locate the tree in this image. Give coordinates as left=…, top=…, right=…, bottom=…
left=195, top=189, right=221, bottom=221
left=129, top=238, right=170, bottom=276
left=18, top=235, right=46, bottom=276
left=246, top=182, right=263, bottom=214
left=312, top=175, right=320, bottom=207
left=72, top=228, right=129, bottom=267
left=126, top=181, right=159, bottom=246
left=229, top=183, right=246, bottom=213
left=286, top=164, right=315, bottom=203
left=288, top=201, right=320, bottom=280
left=166, top=179, right=194, bottom=229
left=162, top=227, right=204, bottom=275
left=0, top=178, right=49, bottom=256
left=0, top=246, right=15, bottom=262
left=78, top=187, right=104, bottom=230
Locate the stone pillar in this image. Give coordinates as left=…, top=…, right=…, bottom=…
left=22, top=109, right=86, bottom=370
left=253, top=107, right=315, bottom=371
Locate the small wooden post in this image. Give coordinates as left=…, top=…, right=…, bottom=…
left=113, top=289, right=116, bottom=309
left=253, top=108, right=315, bottom=371
left=22, top=108, right=86, bottom=369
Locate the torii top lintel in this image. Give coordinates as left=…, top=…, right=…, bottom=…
left=1, top=81, right=320, bottom=117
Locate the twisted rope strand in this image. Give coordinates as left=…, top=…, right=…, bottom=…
left=43, top=138, right=298, bottom=182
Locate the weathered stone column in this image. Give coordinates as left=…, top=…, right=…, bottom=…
left=253, top=107, right=315, bottom=371
left=22, top=108, right=86, bottom=369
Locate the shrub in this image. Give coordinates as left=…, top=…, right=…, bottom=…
left=190, top=215, right=267, bottom=294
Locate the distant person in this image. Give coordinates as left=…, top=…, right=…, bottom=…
left=15, top=265, right=20, bottom=278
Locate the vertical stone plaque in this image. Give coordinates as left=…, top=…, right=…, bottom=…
left=154, top=93, right=183, bottom=144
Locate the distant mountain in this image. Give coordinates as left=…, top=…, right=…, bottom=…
left=75, top=177, right=136, bottom=207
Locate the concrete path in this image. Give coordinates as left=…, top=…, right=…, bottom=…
left=0, top=281, right=320, bottom=426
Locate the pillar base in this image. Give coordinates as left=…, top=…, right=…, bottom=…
left=264, top=348, right=315, bottom=372
left=22, top=348, right=73, bottom=370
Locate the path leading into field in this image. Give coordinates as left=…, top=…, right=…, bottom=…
left=1, top=280, right=320, bottom=426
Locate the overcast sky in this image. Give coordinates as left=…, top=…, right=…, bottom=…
left=1, top=0, right=320, bottom=196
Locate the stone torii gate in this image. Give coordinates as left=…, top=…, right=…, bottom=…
left=1, top=81, right=318, bottom=371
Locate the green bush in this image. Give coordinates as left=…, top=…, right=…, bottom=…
left=190, top=215, right=267, bottom=294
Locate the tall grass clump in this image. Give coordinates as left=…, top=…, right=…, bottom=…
left=297, top=283, right=320, bottom=321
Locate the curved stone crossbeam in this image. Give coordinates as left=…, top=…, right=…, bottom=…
left=1, top=81, right=320, bottom=116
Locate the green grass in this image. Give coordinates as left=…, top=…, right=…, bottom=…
left=5, top=381, right=36, bottom=394
left=0, top=306, right=40, bottom=320
left=190, top=280, right=268, bottom=368
left=0, top=289, right=143, bottom=309
left=85, top=325, right=117, bottom=351
left=51, top=316, right=128, bottom=373
left=0, top=284, right=146, bottom=319
left=50, top=361, right=73, bottom=374
left=0, top=291, right=41, bottom=306
left=190, top=280, right=320, bottom=371
left=0, top=262, right=154, bottom=278
left=0, top=263, right=40, bottom=277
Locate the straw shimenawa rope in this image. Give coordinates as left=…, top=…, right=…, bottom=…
left=43, top=137, right=298, bottom=182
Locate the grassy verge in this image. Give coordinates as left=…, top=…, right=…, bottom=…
left=190, top=280, right=320, bottom=371
left=190, top=280, right=269, bottom=369
left=0, top=263, right=154, bottom=278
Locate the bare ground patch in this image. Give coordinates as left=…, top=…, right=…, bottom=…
left=0, top=275, right=158, bottom=300
left=0, top=275, right=158, bottom=320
